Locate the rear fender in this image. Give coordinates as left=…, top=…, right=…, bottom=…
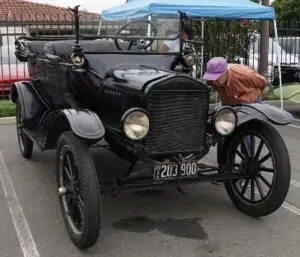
left=10, top=81, right=47, bottom=122
left=56, top=109, right=105, bottom=140
left=232, top=103, right=294, bottom=126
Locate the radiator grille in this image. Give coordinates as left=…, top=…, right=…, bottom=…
left=145, top=90, right=208, bottom=155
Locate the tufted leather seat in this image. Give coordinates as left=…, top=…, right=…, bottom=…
left=18, top=39, right=177, bottom=80
left=43, top=39, right=135, bottom=59
left=26, top=40, right=52, bottom=55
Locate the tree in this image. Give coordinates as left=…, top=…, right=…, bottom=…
left=183, top=0, right=261, bottom=68
left=271, top=0, right=300, bottom=25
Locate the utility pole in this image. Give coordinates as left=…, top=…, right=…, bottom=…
left=259, top=0, right=270, bottom=77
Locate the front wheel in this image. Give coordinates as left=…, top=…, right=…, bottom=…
left=56, top=131, right=101, bottom=249
left=222, top=120, right=291, bottom=217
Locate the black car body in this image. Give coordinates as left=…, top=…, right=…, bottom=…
left=10, top=6, right=294, bottom=250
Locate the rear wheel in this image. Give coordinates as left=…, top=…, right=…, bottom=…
left=16, top=99, right=33, bottom=158
left=56, top=131, right=101, bottom=249
left=222, top=120, right=291, bottom=217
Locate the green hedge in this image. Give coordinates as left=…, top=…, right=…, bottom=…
left=0, top=100, right=16, bottom=118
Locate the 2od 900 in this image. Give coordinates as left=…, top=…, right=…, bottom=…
left=153, top=162, right=198, bottom=180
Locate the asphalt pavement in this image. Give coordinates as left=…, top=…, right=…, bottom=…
left=0, top=104, right=300, bottom=257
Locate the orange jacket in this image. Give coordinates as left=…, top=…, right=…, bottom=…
left=216, top=64, right=267, bottom=105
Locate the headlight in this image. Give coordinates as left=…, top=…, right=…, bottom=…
left=213, top=107, right=237, bottom=136
left=122, top=109, right=150, bottom=140
left=184, top=54, right=195, bottom=67
left=71, top=53, right=85, bottom=66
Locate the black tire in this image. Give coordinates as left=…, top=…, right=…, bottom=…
left=16, top=99, right=33, bottom=158
left=56, top=131, right=101, bottom=249
left=221, top=119, right=291, bottom=217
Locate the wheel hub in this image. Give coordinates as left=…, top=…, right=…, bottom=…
left=245, top=159, right=260, bottom=178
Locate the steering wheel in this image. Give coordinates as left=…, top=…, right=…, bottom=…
left=114, top=19, right=158, bottom=51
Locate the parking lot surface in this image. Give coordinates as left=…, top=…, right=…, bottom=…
left=0, top=104, right=300, bottom=257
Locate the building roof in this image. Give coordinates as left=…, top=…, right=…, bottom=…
left=0, top=0, right=100, bottom=23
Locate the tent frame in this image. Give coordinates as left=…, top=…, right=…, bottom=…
left=98, top=4, right=283, bottom=109
left=190, top=18, right=283, bottom=109
left=273, top=19, right=283, bottom=109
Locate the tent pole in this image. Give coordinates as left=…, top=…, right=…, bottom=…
left=97, top=16, right=102, bottom=36
left=146, top=15, right=151, bottom=51
left=147, top=15, right=151, bottom=37
left=200, top=19, right=204, bottom=78
left=179, top=12, right=183, bottom=53
left=273, top=19, right=283, bottom=109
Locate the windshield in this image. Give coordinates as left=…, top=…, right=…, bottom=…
left=99, top=15, right=185, bottom=53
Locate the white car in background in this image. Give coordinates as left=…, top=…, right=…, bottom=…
left=238, top=36, right=300, bottom=82
left=278, top=37, right=300, bottom=56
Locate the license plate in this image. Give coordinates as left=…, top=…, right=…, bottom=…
left=153, top=161, right=198, bottom=181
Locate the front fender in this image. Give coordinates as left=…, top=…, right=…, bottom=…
left=10, top=81, right=47, bottom=122
left=232, top=103, right=294, bottom=126
left=58, top=109, right=105, bottom=140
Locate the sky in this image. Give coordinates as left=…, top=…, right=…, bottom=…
left=27, top=0, right=126, bottom=13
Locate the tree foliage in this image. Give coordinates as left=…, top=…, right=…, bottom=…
left=201, top=19, right=259, bottom=63
left=183, top=0, right=261, bottom=67
left=272, top=0, right=300, bottom=25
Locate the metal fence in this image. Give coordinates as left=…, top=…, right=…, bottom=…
left=1, top=13, right=300, bottom=99
left=0, top=11, right=99, bottom=99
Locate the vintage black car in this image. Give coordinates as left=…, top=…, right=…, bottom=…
left=10, top=6, right=294, bottom=250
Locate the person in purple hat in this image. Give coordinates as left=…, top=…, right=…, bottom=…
left=203, top=57, right=268, bottom=105
left=203, top=57, right=268, bottom=185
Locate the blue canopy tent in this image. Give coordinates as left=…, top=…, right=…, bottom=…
left=101, top=0, right=275, bottom=21
left=100, top=0, right=284, bottom=108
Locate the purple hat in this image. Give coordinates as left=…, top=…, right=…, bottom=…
left=203, top=57, right=228, bottom=81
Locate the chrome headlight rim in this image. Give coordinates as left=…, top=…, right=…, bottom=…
left=121, top=107, right=150, bottom=141
left=212, top=106, right=237, bottom=136
left=183, top=54, right=196, bottom=67
left=70, top=52, right=85, bottom=67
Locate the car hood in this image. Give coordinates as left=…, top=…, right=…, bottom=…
left=104, top=65, right=172, bottom=95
